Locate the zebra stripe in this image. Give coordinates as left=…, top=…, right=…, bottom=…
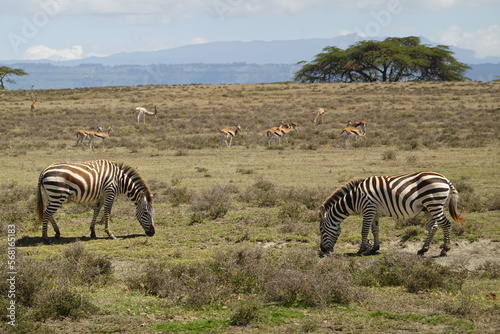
left=319, top=171, right=462, bottom=256
left=37, top=160, right=155, bottom=241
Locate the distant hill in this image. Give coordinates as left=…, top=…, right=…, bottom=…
left=2, top=34, right=499, bottom=89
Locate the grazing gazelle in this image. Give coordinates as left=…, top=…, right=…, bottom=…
left=313, top=108, right=325, bottom=124
left=88, top=126, right=113, bottom=150
left=340, top=126, right=364, bottom=148
left=134, top=106, right=158, bottom=124
left=346, top=120, right=368, bottom=134
left=220, top=124, right=242, bottom=147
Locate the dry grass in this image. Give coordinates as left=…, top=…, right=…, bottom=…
left=0, top=81, right=499, bottom=333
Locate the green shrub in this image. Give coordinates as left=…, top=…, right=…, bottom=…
left=475, top=261, right=500, bottom=279
left=229, top=295, right=263, bottom=326
left=382, top=150, right=397, bottom=160
left=239, top=179, right=280, bottom=207
left=61, top=242, right=113, bottom=285
left=190, top=185, right=232, bottom=220
left=355, top=253, right=462, bottom=293
left=32, top=287, right=98, bottom=321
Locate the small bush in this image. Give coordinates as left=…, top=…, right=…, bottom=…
left=475, top=261, right=500, bottom=279
left=382, top=150, right=397, bottom=160
left=239, top=179, right=280, bottom=207
left=356, top=253, right=461, bottom=293
left=32, top=287, right=98, bottom=321
left=189, top=185, right=232, bottom=220
left=61, top=242, right=113, bottom=285
left=229, top=295, right=263, bottom=326
left=164, top=185, right=193, bottom=207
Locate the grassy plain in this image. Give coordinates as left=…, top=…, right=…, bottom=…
left=0, top=81, right=499, bottom=333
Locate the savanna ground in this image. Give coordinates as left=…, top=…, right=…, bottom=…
left=0, top=81, right=499, bottom=333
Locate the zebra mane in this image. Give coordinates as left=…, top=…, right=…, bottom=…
left=321, top=178, right=364, bottom=211
left=117, top=162, right=153, bottom=203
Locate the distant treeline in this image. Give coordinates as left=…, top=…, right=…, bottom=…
left=2, top=62, right=498, bottom=89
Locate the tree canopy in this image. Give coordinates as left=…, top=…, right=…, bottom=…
left=294, top=36, right=470, bottom=83
left=0, top=66, right=29, bottom=89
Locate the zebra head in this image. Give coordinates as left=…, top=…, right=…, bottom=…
left=319, top=206, right=341, bottom=255
left=136, top=192, right=155, bottom=236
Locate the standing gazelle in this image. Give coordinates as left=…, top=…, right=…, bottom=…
left=346, top=120, right=367, bottom=134
left=76, top=126, right=103, bottom=148
left=135, top=106, right=158, bottom=124
left=220, top=124, right=242, bottom=147
left=88, top=126, right=113, bottom=150
left=30, top=86, right=37, bottom=113
left=267, top=124, right=293, bottom=146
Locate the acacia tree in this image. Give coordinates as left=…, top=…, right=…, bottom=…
left=0, top=66, right=29, bottom=89
left=294, top=37, right=470, bottom=83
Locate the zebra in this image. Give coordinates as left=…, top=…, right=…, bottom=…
left=36, top=159, right=155, bottom=241
left=319, top=171, right=462, bottom=257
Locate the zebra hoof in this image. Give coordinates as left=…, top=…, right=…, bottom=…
left=54, top=232, right=61, bottom=239
left=417, top=248, right=428, bottom=256
left=90, top=232, right=97, bottom=239
left=439, top=250, right=448, bottom=257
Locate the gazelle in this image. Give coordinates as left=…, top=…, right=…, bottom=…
left=341, top=126, right=364, bottom=148
left=134, top=106, right=158, bottom=124
left=346, top=120, right=367, bottom=134
left=313, top=108, right=325, bottom=124
left=75, top=126, right=103, bottom=147
left=30, top=87, right=37, bottom=113
left=281, top=120, right=299, bottom=132
left=267, top=124, right=293, bottom=146
left=219, top=124, right=242, bottom=147
left=88, top=126, right=113, bottom=150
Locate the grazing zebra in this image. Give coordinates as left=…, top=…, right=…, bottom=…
left=319, top=171, right=462, bottom=257
left=37, top=160, right=155, bottom=241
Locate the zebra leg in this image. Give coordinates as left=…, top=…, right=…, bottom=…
left=438, top=218, right=453, bottom=257
left=42, top=204, right=60, bottom=240
left=418, top=219, right=438, bottom=256
left=368, top=218, right=380, bottom=254
left=358, top=218, right=373, bottom=255
left=89, top=201, right=104, bottom=238
left=49, top=217, right=61, bottom=239
left=102, top=194, right=117, bottom=239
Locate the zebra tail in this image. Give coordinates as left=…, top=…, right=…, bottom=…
left=36, top=180, right=44, bottom=223
left=448, top=184, right=463, bottom=226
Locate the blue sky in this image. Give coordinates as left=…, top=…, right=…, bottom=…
left=1, top=0, right=499, bottom=61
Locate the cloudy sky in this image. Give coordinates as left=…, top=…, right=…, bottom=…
left=1, top=0, right=499, bottom=61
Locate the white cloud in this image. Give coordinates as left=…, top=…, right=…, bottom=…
left=189, top=37, right=211, bottom=45
left=23, top=45, right=85, bottom=60
left=440, top=24, right=500, bottom=58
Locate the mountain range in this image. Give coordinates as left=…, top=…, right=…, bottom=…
left=2, top=34, right=499, bottom=89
